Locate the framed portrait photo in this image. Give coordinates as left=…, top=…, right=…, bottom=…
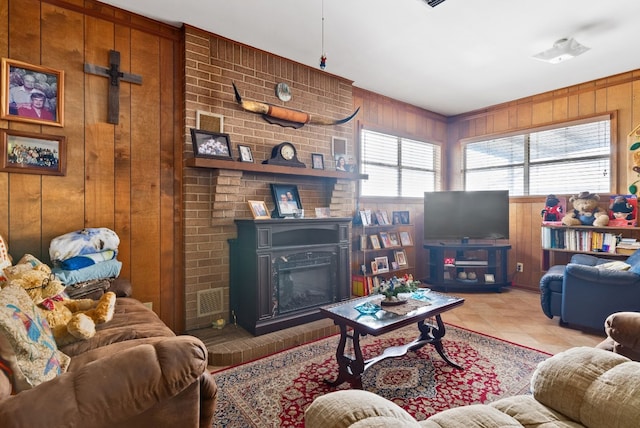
left=190, top=129, right=233, bottom=160
left=399, top=231, right=413, bottom=246
left=395, top=250, right=408, bottom=266
left=238, top=144, right=254, bottom=162
left=311, top=153, right=324, bottom=170
left=0, top=129, right=66, bottom=176
left=247, top=200, right=270, bottom=219
left=270, top=183, right=302, bottom=218
left=1, top=58, right=64, bottom=127
left=369, top=234, right=381, bottom=249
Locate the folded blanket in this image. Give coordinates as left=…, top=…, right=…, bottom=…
left=60, top=250, right=117, bottom=270
left=49, top=228, right=120, bottom=263
left=53, top=259, right=122, bottom=286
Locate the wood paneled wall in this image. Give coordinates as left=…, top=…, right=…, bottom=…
left=351, top=88, right=448, bottom=281
left=0, top=0, right=185, bottom=331
left=449, top=71, right=640, bottom=291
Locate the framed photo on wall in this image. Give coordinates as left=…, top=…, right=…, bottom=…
left=196, top=110, right=224, bottom=133
left=0, top=129, right=66, bottom=176
left=190, top=129, right=233, bottom=160
left=1, top=58, right=64, bottom=127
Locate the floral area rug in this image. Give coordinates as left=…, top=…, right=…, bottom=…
left=212, top=324, right=551, bottom=427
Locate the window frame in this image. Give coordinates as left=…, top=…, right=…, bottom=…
left=358, top=127, right=443, bottom=199
left=460, top=113, right=617, bottom=197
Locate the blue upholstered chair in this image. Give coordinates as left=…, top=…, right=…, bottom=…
left=540, top=249, right=640, bottom=331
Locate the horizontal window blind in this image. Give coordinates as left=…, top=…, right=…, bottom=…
left=360, top=129, right=441, bottom=197
left=463, top=118, right=611, bottom=196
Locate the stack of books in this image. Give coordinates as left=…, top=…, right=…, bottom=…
left=616, top=238, right=640, bottom=255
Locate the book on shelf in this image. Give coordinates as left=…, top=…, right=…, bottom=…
left=541, top=227, right=617, bottom=253
left=352, top=275, right=376, bottom=296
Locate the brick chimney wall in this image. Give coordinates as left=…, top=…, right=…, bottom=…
left=183, top=26, right=357, bottom=330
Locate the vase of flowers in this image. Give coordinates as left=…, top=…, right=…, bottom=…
left=376, top=274, right=420, bottom=306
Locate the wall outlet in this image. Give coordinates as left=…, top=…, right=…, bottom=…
left=516, top=262, right=523, bottom=272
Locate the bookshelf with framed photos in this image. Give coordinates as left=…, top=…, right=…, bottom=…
left=351, top=209, right=416, bottom=296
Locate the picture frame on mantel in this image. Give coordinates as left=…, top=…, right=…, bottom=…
left=1, top=58, right=64, bottom=127
left=190, top=129, right=233, bottom=160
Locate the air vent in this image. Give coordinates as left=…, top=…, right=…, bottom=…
left=197, top=288, right=223, bottom=317
left=423, top=0, right=446, bottom=7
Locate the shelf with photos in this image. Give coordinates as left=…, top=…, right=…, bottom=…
left=351, top=208, right=415, bottom=296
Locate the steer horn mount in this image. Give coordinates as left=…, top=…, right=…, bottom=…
left=232, top=82, right=359, bottom=129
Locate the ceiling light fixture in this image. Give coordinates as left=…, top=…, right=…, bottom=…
left=532, top=37, right=590, bottom=64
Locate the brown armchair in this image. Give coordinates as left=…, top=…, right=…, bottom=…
left=596, top=311, right=640, bottom=361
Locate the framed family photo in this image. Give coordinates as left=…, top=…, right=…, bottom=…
left=0, top=129, right=66, bottom=176
left=270, top=183, right=302, bottom=218
left=190, top=129, right=233, bottom=160
left=1, top=58, right=64, bottom=127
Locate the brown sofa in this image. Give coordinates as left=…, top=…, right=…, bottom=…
left=0, top=281, right=217, bottom=428
left=596, top=311, right=640, bottom=361
left=305, top=346, right=640, bottom=427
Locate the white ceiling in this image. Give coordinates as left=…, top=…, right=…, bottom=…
left=98, top=0, right=640, bottom=116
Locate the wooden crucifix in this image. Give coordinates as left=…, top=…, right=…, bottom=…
left=84, top=50, right=142, bottom=124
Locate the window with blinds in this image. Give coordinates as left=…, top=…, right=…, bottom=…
left=360, top=129, right=441, bottom=197
left=463, top=117, right=611, bottom=196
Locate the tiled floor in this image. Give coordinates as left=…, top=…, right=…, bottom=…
left=191, top=288, right=605, bottom=371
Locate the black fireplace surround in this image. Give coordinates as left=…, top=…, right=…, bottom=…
left=229, top=218, right=351, bottom=335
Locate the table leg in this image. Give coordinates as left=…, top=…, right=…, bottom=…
left=409, top=314, right=463, bottom=370
left=325, top=323, right=365, bottom=388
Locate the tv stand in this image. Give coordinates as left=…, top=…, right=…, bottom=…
left=423, top=242, right=511, bottom=292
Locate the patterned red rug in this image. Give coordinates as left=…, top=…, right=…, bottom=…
left=211, top=324, right=551, bottom=427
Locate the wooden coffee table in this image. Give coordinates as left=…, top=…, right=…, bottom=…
left=319, top=291, right=465, bottom=388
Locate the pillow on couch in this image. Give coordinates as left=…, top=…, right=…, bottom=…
left=0, top=284, right=70, bottom=392
left=595, top=261, right=631, bottom=271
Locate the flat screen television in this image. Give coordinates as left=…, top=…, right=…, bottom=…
left=424, top=190, right=510, bottom=242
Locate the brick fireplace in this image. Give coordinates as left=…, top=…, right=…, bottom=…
left=182, top=26, right=358, bottom=331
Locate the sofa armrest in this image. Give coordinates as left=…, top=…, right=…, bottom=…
left=0, top=335, right=208, bottom=428
left=563, top=264, right=640, bottom=330
left=531, top=347, right=640, bottom=428
left=604, top=312, right=640, bottom=360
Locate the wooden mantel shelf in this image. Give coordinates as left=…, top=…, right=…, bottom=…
left=186, top=157, right=368, bottom=181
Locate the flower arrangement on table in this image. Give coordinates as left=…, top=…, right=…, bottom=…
left=374, top=274, right=421, bottom=304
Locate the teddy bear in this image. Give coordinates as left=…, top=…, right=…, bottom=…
left=562, top=191, right=609, bottom=227
left=4, top=254, right=116, bottom=346
left=541, top=194, right=563, bottom=222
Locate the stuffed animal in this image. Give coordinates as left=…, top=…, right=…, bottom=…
left=4, top=254, right=116, bottom=346
left=609, top=195, right=634, bottom=220
left=541, top=194, right=563, bottom=222
left=562, top=191, right=609, bottom=227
